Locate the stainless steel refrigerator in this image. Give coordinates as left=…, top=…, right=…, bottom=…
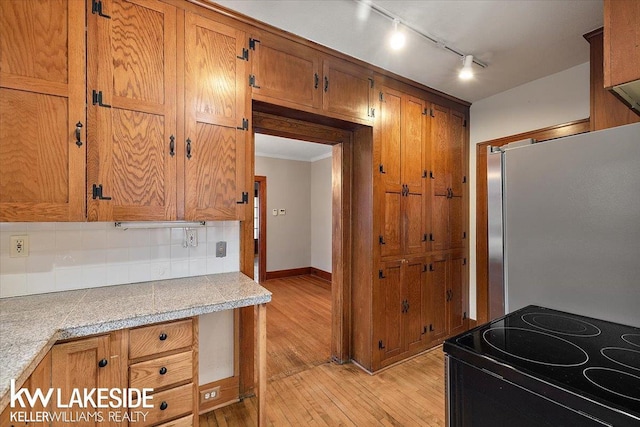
left=487, top=122, right=640, bottom=327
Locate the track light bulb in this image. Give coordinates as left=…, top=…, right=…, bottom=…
left=459, top=55, right=474, bottom=80
left=389, top=19, right=406, bottom=50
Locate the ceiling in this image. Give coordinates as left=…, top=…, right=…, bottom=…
left=215, top=0, right=603, bottom=104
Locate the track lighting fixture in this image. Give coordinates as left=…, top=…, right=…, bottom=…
left=459, top=55, right=474, bottom=80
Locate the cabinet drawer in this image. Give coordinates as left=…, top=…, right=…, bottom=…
left=156, top=414, right=193, bottom=427
left=140, top=383, right=193, bottom=427
left=129, top=319, right=193, bottom=359
left=130, top=351, right=193, bottom=391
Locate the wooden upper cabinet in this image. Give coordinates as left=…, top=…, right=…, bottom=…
left=184, top=13, right=249, bottom=221
left=322, top=57, right=374, bottom=122
left=87, top=0, right=177, bottom=221
left=0, top=0, right=86, bottom=221
left=250, top=31, right=321, bottom=110
left=603, top=0, right=640, bottom=88
left=429, top=104, right=450, bottom=197
left=379, top=87, right=402, bottom=189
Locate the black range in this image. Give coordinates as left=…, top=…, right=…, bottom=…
left=444, top=305, right=640, bottom=426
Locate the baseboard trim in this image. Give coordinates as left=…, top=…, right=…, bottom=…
left=310, top=267, right=332, bottom=282
left=198, top=376, right=240, bottom=414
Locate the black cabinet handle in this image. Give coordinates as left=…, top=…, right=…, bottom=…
left=324, top=76, right=329, bottom=92
left=159, top=333, right=168, bottom=341
left=421, top=233, right=428, bottom=242
left=314, top=73, right=319, bottom=89
left=169, top=135, right=175, bottom=157
left=75, top=122, right=83, bottom=147
left=98, top=358, right=108, bottom=368
left=186, top=138, right=192, bottom=159
left=159, top=401, right=168, bottom=411
left=159, top=367, right=167, bottom=375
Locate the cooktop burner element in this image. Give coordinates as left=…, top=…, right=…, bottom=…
left=522, top=312, right=601, bottom=336
left=622, top=333, right=640, bottom=348
left=583, top=367, right=640, bottom=402
left=601, top=347, right=640, bottom=371
left=482, top=327, right=589, bottom=366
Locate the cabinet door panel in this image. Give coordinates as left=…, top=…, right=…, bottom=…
left=51, top=336, right=112, bottom=427
left=404, top=192, right=426, bottom=255
left=377, top=262, right=403, bottom=362
left=252, top=32, right=320, bottom=109
left=380, top=191, right=402, bottom=258
left=431, top=195, right=449, bottom=251
left=449, top=196, right=465, bottom=249
left=405, top=258, right=426, bottom=352
left=185, top=124, right=242, bottom=220
left=88, top=0, right=176, bottom=221
left=403, top=96, right=426, bottom=190
left=449, top=110, right=466, bottom=197
left=429, top=104, right=449, bottom=197
left=379, top=88, right=402, bottom=188
left=185, top=14, right=248, bottom=220
left=448, top=254, right=467, bottom=336
left=427, top=257, right=448, bottom=342
left=0, top=0, right=85, bottom=221
left=323, top=58, right=372, bottom=121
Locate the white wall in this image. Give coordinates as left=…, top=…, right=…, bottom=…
left=310, top=156, right=332, bottom=273
left=467, top=62, right=591, bottom=319
left=255, top=156, right=312, bottom=271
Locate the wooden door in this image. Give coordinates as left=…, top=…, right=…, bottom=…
left=447, top=253, right=468, bottom=336
left=431, top=194, right=449, bottom=251
left=378, top=87, right=403, bottom=258
left=322, top=57, right=373, bottom=121
left=376, top=261, right=404, bottom=364
left=51, top=336, right=114, bottom=426
left=0, top=0, right=85, bottom=221
left=184, top=13, right=248, bottom=220
left=403, top=95, right=427, bottom=255
left=87, top=0, right=177, bottom=221
left=404, top=257, right=427, bottom=352
left=426, top=255, right=448, bottom=343
left=250, top=31, right=321, bottom=110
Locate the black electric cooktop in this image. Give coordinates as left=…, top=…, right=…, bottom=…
left=446, top=305, right=640, bottom=420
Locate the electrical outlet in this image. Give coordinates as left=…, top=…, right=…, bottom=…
left=200, top=386, right=221, bottom=404
left=10, top=235, right=29, bottom=258
left=279, top=208, right=286, bottom=215
left=216, top=241, right=227, bottom=258
left=185, top=228, right=198, bottom=247
left=272, top=209, right=278, bottom=216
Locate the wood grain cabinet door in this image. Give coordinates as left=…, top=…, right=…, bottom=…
left=425, top=255, right=448, bottom=343
left=250, top=31, right=321, bottom=111
left=375, top=261, right=404, bottom=365
left=87, top=0, right=177, bottom=221
left=184, top=13, right=249, bottom=220
left=51, top=335, right=120, bottom=427
left=0, top=0, right=86, bottom=221
left=322, top=57, right=374, bottom=122
left=404, top=257, right=428, bottom=353
left=447, top=253, right=468, bottom=337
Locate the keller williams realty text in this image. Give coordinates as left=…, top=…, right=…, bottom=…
left=10, top=410, right=149, bottom=423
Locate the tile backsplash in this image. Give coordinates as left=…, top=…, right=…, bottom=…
left=0, top=222, right=240, bottom=298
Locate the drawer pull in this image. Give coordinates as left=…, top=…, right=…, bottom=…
left=98, top=358, right=108, bottom=368
left=160, top=401, right=168, bottom=411
left=159, top=333, right=168, bottom=341
left=159, top=367, right=167, bottom=375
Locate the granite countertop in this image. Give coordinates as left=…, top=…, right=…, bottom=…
left=0, top=272, right=271, bottom=413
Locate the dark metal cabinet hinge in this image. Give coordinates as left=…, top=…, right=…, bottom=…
left=463, top=175, right=467, bottom=183
left=379, top=235, right=386, bottom=245
left=236, top=192, right=249, bottom=204
left=430, top=108, right=435, bottom=117
left=379, top=92, right=384, bottom=102
left=236, top=118, right=249, bottom=131
left=463, top=118, right=468, bottom=127
left=92, top=184, right=111, bottom=200
left=463, top=258, right=467, bottom=266
left=429, top=324, right=434, bottom=332
left=237, top=48, right=249, bottom=61
left=379, top=164, right=386, bottom=174
left=422, top=264, right=428, bottom=272
left=463, top=311, right=468, bottom=320
left=249, top=38, right=260, bottom=50
left=422, top=326, right=428, bottom=335
left=462, top=231, right=467, bottom=239
left=368, top=78, right=374, bottom=89
left=92, top=0, right=110, bottom=18
left=429, top=171, right=435, bottom=179
left=378, top=340, right=385, bottom=349
left=249, top=74, right=260, bottom=88
left=378, top=270, right=386, bottom=279
left=422, top=170, right=428, bottom=178
left=368, top=108, right=375, bottom=118
left=422, top=108, right=428, bottom=116
left=92, top=90, right=111, bottom=108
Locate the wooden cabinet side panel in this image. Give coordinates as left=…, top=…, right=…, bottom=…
left=603, top=0, right=640, bottom=87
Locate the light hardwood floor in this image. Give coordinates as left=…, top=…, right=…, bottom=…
left=201, top=275, right=446, bottom=426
